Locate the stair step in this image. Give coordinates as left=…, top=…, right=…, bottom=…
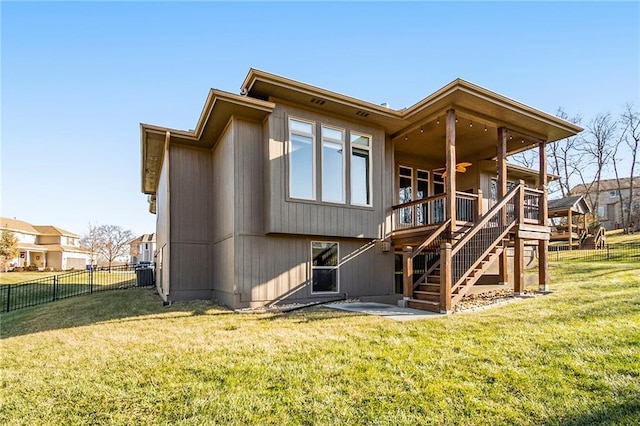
left=417, top=283, right=440, bottom=292
left=407, top=299, right=441, bottom=313
left=413, top=290, right=440, bottom=302
left=426, top=275, right=441, bottom=284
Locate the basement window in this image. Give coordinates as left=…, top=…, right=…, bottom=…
left=311, top=242, right=339, bottom=293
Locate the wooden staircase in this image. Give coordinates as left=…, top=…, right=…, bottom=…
left=397, top=184, right=521, bottom=313
left=406, top=243, right=507, bottom=312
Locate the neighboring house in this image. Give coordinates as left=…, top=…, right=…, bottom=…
left=130, top=233, right=156, bottom=264
left=570, top=177, right=640, bottom=230
left=140, top=69, right=582, bottom=312
left=0, top=217, right=90, bottom=270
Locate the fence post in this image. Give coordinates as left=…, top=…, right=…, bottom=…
left=5, top=285, right=10, bottom=313
left=607, top=245, right=610, bottom=261
left=89, top=267, right=93, bottom=294
left=52, top=275, right=57, bottom=301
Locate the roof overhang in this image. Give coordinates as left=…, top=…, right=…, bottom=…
left=141, top=90, right=275, bottom=199
left=242, top=69, right=583, bottom=162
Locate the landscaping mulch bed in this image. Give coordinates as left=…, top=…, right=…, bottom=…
left=454, top=289, right=540, bottom=313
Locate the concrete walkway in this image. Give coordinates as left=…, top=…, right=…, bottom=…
left=326, top=302, right=442, bottom=322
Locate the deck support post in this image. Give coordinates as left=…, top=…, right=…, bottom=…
left=445, top=109, right=457, bottom=239
left=402, top=246, right=413, bottom=301
left=568, top=209, right=573, bottom=250
left=476, top=189, right=483, bottom=220
left=497, top=127, right=508, bottom=285
left=440, top=242, right=452, bottom=313
left=514, top=237, right=525, bottom=295
left=538, top=141, right=549, bottom=291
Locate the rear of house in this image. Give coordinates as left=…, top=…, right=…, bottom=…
left=140, top=69, right=582, bottom=311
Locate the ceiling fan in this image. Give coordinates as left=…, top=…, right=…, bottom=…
left=434, top=162, right=473, bottom=178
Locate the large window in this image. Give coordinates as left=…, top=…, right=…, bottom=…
left=311, top=242, right=339, bottom=293
left=289, top=118, right=315, bottom=200
left=321, top=126, right=345, bottom=203
left=351, top=132, right=371, bottom=206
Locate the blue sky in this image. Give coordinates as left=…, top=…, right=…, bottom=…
left=2, top=1, right=639, bottom=237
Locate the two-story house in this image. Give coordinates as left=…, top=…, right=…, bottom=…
left=129, top=233, right=156, bottom=264
left=140, top=70, right=582, bottom=312
left=570, top=177, right=640, bottom=231
left=0, top=217, right=90, bottom=270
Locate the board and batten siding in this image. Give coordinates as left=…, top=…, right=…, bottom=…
left=232, top=113, right=395, bottom=307
left=209, top=121, right=237, bottom=307
left=264, top=102, right=389, bottom=239
left=235, top=235, right=394, bottom=306
left=167, top=144, right=214, bottom=301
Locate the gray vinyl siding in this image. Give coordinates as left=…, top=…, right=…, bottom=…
left=210, top=122, right=236, bottom=305
left=264, top=102, right=387, bottom=239
left=167, top=145, right=214, bottom=301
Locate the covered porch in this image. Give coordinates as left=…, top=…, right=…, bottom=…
left=386, top=81, right=582, bottom=312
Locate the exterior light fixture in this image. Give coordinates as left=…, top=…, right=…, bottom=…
left=469, top=122, right=473, bottom=127
left=420, top=127, right=424, bottom=133
left=484, top=125, right=487, bottom=132
left=437, top=118, right=440, bottom=125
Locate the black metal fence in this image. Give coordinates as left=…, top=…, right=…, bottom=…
left=549, top=243, right=640, bottom=262
left=0, top=264, right=155, bottom=313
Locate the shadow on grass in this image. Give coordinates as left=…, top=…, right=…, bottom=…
left=0, top=288, right=232, bottom=339
left=257, top=306, right=365, bottom=323
left=546, top=398, right=640, bottom=425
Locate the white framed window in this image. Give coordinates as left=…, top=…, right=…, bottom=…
left=350, top=132, right=372, bottom=206
left=311, top=241, right=339, bottom=293
left=321, top=125, right=345, bottom=203
left=398, top=166, right=413, bottom=225
left=289, top=117, right=316, bottom=200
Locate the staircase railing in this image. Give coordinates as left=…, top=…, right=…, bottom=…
left=449, top=184, right=521, bottom=295
left=594, top=226, right=606, bottom=249
left=402, top=219, right=451, bottom=298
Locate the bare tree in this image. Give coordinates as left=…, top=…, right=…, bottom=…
left=96, top=225, right=135, bottom=270
left=0, top=229, right=19, bottom=272
left=549, top=108, right=583, bottom=198
left=613, top=103, right=640, bottom=232
left=80, top=222, right=101, bottom=266
left=577, top=112, right=616, bottom=222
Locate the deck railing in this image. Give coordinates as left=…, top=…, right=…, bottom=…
left=393, top=192, right=481, bottom=231
left=392, top=194, right=446, bottom=231
left=523, top=187, right=543, bottom=223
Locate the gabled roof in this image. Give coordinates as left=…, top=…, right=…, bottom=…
left=1, top=217, right=40, bottom=235
left=570, top=177, right=640, bottom=194
left=548, top=195, right=591, bottom=217
left=33, top=225, right=79, bottom=237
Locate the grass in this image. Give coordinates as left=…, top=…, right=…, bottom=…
left=1, top=262, right=639, bottom=425
left=0, top=271, right=60, bottom=284
left=606, top=229, right=640, bottom=245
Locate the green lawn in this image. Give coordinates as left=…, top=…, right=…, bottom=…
left=0, top=271, right=60, bottom=284
left=1, top=262, right=639, bottom=425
